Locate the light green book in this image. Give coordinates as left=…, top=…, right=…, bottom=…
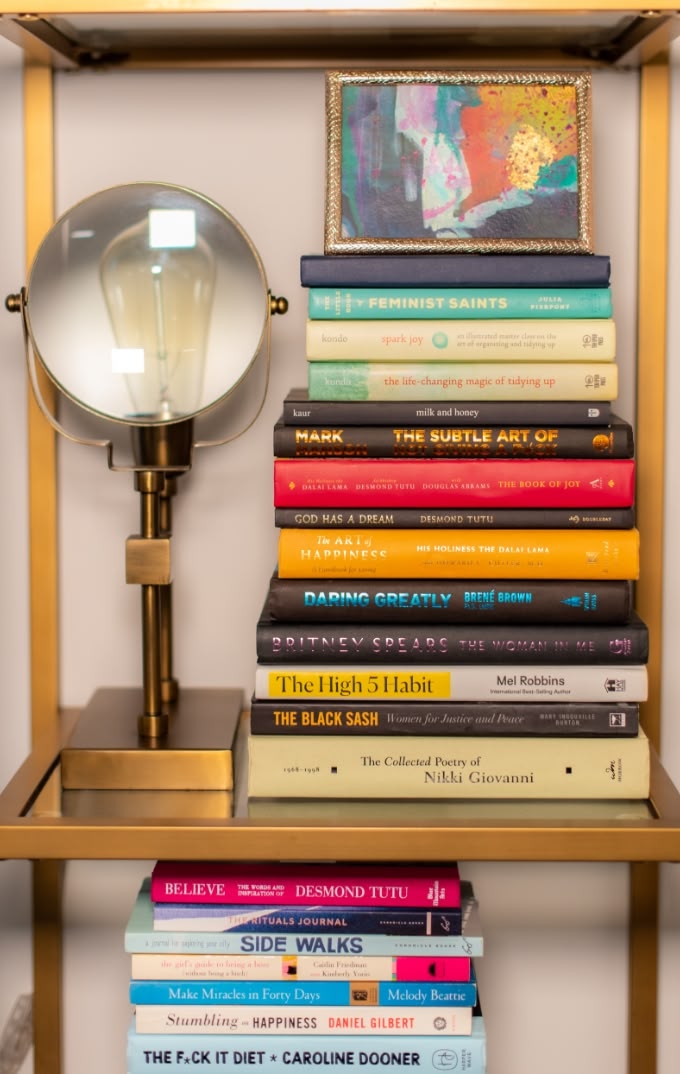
left=306, top=360, right=618, bottom=402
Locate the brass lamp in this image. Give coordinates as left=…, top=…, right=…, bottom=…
left=6, top=182, right=287, bottom=791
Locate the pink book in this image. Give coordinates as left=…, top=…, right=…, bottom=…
left=150, top=861, right=461, bottom=908
left=392, top=956, right=471, bottom=981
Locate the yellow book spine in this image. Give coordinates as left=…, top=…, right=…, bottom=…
left=276, top=528, right=639, bottom=580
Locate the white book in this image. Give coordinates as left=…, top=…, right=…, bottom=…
left=134, top=1005, right=473, bottom=1036
left=254, top=663, right=648, bottom=703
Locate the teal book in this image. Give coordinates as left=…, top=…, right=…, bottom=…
left=127, top=1016, right=487, bottom=1073
left=308, top=286, right=613, bottom=320
left=129, top=976, right=478, bottom=1007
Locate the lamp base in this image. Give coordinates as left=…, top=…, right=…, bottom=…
left=60, top=686, right=244, bottom=791
left=59, top=789, right=234, bottom=820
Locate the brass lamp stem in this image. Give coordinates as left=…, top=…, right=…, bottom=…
left=128, top=422, right=192, bottom=737
left=159, top=476, right=179, bottom=705
left=134, top=470, right=168, bottom=740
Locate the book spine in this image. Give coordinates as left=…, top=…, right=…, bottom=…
left=265, top=578, right=634, bottom=625
left=249, top=700, right=640, bottom=737
left=128, top=1022, right=487, bottom=1072
left=129, top=979, right=478, bottom=1007
left=253, top=664, right=649, bottom=703
left=306, top=361, right=618, bottom=401
left=125, top=929, right=483, bottom=956
left=150, top=867, right=459, bottom=908
left=299, top=250, right=612, bottom=286
left=275, top=528, right=639, bottom=581
left=306, top=318, right=616, bottom=361
left=133, top=1006, right=475, bottom=1036
left=308, top=287, right=614, bottom=320
left=283, top=392, right=613, bottom=425
left=275, top=507, right=637, bottom=529
left=129, top=953, right=473, bottom=982
left=273, top=458, right=635, bottom=510
left=152, top=905, right=462, bottom=935
left=247, top=730, right=650, bottom=800
left=274, top=419, right=633, bottom=459
left=256, top=615, right=648, bottom=664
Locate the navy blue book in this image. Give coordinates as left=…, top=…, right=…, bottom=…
left=152, top=902, right=463, bottom=936
left=300, top=253, right=611, bottom=288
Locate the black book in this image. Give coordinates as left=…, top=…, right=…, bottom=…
left=273, top=414, right=634, bottom=459
left=255, top=610, right=649, bottom=665
left=281, top=388, right=613, bottom=426
left=300, top=253, right=612, bottom=288
left=249, top=698, right=640, bottom=737
left=264, top=575, right=635, bottom=625
left=274, top=507, right=636, bottom=530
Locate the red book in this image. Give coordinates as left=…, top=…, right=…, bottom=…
left=150, top=861, right=461, bottom=908
left=273, top=457, right=635, bottom=508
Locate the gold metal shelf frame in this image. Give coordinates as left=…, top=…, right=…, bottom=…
left=2, top=711, right=680, bottom=862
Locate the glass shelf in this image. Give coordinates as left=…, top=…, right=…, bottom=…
left=0, top=3, right=679, bottom=70
left=1, top=708, right=679, bottom=863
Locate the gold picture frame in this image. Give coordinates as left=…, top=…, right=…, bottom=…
left=324, top=69, right=593, bottom=255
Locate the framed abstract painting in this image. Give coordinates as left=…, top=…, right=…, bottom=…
left=324, top=70, right=593, bottom=254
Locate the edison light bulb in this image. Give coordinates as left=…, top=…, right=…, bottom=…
left=100, top=208, right=216, bottom=422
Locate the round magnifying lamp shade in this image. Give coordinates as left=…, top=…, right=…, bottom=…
left=25, top=182, right=270, bottom=426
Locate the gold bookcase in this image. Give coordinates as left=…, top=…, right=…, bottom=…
left=0, top=5, right=679, bottom=1074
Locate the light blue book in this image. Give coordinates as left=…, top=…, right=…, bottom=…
left=129, top=976, right=478, bottom=1007
left=124, top=879, right=483, bottom=957
left=308, top=286, right=613, bottom=320
left=127, top=1016, right=487, bottom=1074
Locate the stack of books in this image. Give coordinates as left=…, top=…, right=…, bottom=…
left=301, top=254, right=618, bottom=405
left=249, top=251, right=651, bottom=800
left=125, top=861, right=486, bottom=1074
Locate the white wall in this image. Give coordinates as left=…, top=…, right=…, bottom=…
left=0, top=47, right=678, bottom=1074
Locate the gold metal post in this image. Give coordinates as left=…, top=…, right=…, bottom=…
left=159, top=475, right=179, bottom=704
left=131, top=422, right=191, bottom=708
left=135, top=469, right=168, bottom=738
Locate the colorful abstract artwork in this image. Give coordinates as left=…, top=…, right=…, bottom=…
left=324, top=71, right=593, bottom=254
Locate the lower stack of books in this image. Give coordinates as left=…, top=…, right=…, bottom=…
left=125, top=860, right=486, bottom=1074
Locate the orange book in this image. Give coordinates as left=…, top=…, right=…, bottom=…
left=276, top=528, right=639, bottom=580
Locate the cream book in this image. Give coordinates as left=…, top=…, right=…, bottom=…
left=306, top=318, right=616, bottom=361
left=247, top=729, right=650, bottom=800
